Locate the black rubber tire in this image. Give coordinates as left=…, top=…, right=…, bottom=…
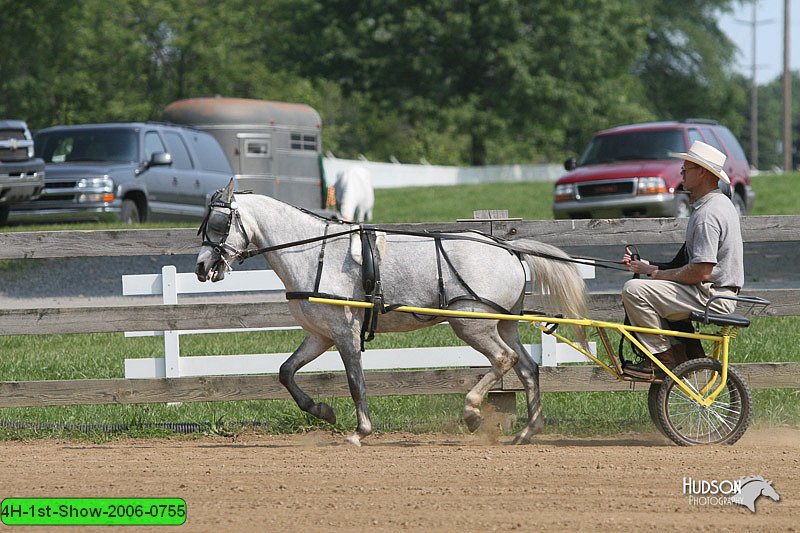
left=656, top=358, right=752, bottom=446
left=120, top=199, right=141, bottom=224
left=0, top=205, right=9, bottom=226
left=732, top=193, right=747, bottom=216
left=647, top=383, right=667, bottom=436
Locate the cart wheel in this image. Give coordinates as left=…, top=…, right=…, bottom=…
left=656, top=358, right=752, bottom=446
left=647, top=383, right=666, bottom=436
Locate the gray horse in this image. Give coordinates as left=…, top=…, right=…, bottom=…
left=195, top=179, right=587, bottom=445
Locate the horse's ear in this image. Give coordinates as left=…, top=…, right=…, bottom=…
left=223, top=178, right=235, bottom=202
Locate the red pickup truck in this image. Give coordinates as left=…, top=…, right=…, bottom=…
left=553, top=119, right=755, bottom=219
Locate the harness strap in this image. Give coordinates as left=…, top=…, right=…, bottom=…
left=360, top=229, right=383, bottom=351
left=237, top=228, right=360, bottom=260
left=313, top=224, right=330, bottom=293
left=434, top=237, right=446, bottom=309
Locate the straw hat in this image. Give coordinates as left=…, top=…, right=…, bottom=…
left=671, top=140, right=730, bottom=184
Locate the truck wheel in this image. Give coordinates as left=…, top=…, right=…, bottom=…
left=120, top=199, right=141, bottom=224
left=732, top=193, right=747, bottom=216
left=0, top=205, right=8, bottom=226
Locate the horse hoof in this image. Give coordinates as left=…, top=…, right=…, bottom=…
left=512, top=431, right=534, bottom=445
left=310, top=402, right=337, bottom=425
left=464, top=410, right=483, bottom=433
left=512, top=420, right=543, bottom=444
left=345, top=433, right=362, bottom=447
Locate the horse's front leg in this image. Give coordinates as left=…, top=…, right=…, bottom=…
left=279, top=333, right=337, bottom=424
left=336, top=337, right=373, bottom=447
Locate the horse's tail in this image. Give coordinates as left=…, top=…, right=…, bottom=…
left=515, top=239, right=588, bottom=319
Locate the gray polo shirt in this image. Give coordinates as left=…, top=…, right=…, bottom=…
left=686, top=189, right=744, bottom=288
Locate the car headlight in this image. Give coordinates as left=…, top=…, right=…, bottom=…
left=76, top=176, right=116, bottom=203
left=636, top=177, right=668, bottom=195
left=77, top=177, right=115, bottom=190
left=554, top=183, right=577, bottom=202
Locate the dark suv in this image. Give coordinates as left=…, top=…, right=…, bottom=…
left=0, top=120, right=45, bottom=225
left=10, top=122, right=234, bottom=224
left=553, top=120, right=755, bottom=219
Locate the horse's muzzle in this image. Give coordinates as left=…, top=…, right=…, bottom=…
left=196, top=258, right=227, bottom=282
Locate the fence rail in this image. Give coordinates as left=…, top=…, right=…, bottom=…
left=3, top=215, right=800, bottom=260
left=1, top=215, right=799, bottom=408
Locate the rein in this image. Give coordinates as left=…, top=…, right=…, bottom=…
left=236, top=225, right=630, bottom=272
left=199, top=191, right=630, bottom=272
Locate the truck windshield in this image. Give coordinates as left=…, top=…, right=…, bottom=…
left=577, top=130, right=684, bottom=166
left=35, top=129, right=138, bottom=163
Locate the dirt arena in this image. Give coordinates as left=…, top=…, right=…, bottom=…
left=1, top=428, right=797, bottom=532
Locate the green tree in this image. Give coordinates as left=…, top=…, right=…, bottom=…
left=281, top=0, right=654, bottom=165
left=634, top=0, right=748, bottom=131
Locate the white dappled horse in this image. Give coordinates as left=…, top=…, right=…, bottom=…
left=195, top=180, right=587, bottom=446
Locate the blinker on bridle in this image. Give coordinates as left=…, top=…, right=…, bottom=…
left=197, top=192, right=251, bottom=264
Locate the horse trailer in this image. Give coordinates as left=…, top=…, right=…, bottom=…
left=163, top=97, right=325, bottom=209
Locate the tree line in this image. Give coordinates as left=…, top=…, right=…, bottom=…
left=0, top=0, right=796, bottom=169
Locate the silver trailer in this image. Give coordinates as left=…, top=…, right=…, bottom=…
left=163, top=97, right=324, bottom=209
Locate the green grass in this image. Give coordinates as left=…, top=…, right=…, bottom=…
left=373, top=181, right=556, bottom=222
left=1, top=173, right=799, bottom=440
left=749, top=172, right=800, bottom=216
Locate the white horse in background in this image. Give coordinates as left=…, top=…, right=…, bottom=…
left=334, top=166, right=374, bottom=222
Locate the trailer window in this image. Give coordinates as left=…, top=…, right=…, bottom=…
left=245, top=139, right=270, bottom=157
left=291, top=133, right=318, bottom=151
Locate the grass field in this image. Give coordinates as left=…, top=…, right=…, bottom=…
left=1, top=171, right=798, bottom=440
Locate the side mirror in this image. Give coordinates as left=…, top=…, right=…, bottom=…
left=718, top=180, right=733, bottom=199
left=148, top=151, right=172, bottom=168
left=564, top=157, right=577, bottom=171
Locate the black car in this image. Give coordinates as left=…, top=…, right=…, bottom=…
left=0, top=119, right=45, bottom=225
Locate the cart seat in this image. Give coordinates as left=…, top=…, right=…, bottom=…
left=689, top=311, right=750, bottom=328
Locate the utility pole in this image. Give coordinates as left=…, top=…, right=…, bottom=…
left=740, top=3, right=773, bottom=170
left=783, top=0, right=792, bottom=172
left=751, top=3, right=759, bottom=169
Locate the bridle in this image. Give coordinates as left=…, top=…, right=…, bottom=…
left=197, top=192, right=252, bottom=272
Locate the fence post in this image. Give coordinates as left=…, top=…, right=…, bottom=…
left=161, top=265, right=181, bottom=378
left=469, top=210, right=519, bottom=432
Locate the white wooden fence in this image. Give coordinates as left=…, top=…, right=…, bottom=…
left=122, top=264, right=596, bottom=380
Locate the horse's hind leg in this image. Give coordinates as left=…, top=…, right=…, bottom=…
left=497, top=321, right=543, bottom=444
left=449, top=319, right=519, bottom=433
left=279, top=333, right=337, bottom=424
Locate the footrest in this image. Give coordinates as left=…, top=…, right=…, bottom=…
left=689, top=311, right=750, bottom=328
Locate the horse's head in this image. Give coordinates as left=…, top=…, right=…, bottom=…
left=195, top=178, right=251, bottom=282
left=761, top=481, right=781, bottom=502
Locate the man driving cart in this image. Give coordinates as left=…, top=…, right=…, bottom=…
left=621, top=140, right=744, bottom=380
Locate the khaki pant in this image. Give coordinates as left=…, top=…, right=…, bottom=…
left=621, top=280, right=737, bottom=353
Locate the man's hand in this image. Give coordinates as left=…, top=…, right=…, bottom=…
left=628, top=259, right=659, bottom=277
left=623, top=247, right=658, bottom=276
